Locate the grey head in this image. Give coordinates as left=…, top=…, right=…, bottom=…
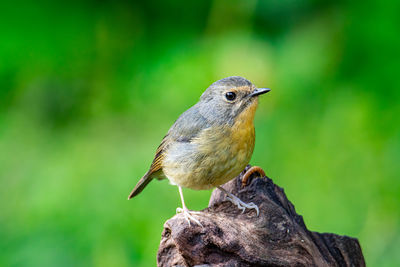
left=198, top=76, right=270, bottom=125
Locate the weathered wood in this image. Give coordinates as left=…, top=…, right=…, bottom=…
left=157, top=165, right=365, bottom=267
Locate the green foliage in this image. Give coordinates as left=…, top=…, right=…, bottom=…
left=0, top=0, right=399, bottom=266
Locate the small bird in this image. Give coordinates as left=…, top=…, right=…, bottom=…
left=128, top=76, right=270, bottom=225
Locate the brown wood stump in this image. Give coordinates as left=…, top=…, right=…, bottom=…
left=157, top=165, right=365, bottom=267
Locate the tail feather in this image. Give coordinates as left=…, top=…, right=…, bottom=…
left=128, top=171, right=153, bottom=199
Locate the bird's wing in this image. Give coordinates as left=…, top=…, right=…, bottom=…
left=148, top=104, right=210, bottom=175
left=148, top=134, right=169, bottom=175
left=168, top=104, right=210, bottom=142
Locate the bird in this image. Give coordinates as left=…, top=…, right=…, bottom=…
left=128, top=76, right=270, bottom=226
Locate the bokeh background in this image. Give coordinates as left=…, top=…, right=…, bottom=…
left=1, top=0, right=399, bottom=266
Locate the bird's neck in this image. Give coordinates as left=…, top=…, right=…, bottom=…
left=234, top=100, right=258, bottom=127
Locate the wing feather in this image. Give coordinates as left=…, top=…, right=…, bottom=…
left=147, top=103, right=210, bottom=176
left=148, top=135, right=169, bottom=174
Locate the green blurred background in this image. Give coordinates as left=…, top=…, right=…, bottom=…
left=1, top=0, right=399, bottom=266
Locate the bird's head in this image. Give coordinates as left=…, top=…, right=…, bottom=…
left=199, top=76, right=270, bottom=125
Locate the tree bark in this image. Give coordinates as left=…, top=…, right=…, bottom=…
left=157, top=165, right=365, bottom=267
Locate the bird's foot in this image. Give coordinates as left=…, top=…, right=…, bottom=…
left=217, top=186, right=260, bottom=216
left=176, top=207, right=203, bottom=227
left=226, top=194, right=260, bottom=216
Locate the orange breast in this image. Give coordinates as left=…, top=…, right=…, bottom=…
left=163, top=99, right=259, bottom=190
left=229, top=101, right=257, bottom=166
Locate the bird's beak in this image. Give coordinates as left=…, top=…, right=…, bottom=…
left=249, top=88, right=271, bottom=97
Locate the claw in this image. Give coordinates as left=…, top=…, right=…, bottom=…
left=176, top=186, right=203, bottom=227
left=176, top=207, right=203, bottom=227
left=218, top=186, right=260, bottom=216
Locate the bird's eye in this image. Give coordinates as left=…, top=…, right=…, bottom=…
left=225, top=92, right=236, bottom=101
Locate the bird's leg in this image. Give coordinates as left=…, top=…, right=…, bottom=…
left=176, top=186, right=203, bottom=227
left=217, top=186, right=259, bottom=216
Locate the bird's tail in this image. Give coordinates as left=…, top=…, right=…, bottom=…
left=128, top=171, right=153, bottom=199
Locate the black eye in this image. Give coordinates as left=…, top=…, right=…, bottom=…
left=225, top=92, right=236, bottom=101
